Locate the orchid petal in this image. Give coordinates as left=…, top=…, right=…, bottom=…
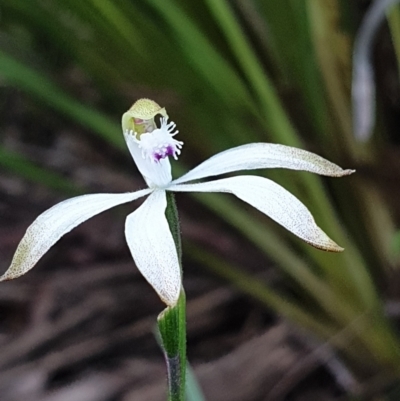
left=124, top=131, right=172, bottom=188
left=169, top=177, right=343, bottom=252
left=125, top=190, right=181, bottom=306
left=172, top=143, right=354, bottom=185
left=0, top=189, right=152, bottom=282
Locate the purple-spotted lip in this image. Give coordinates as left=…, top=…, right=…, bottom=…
left=131, top=117, right=183, bottom=163
left=153, top=145, right=176, bottom=161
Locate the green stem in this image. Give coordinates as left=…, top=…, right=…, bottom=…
left=158, top=193, right=186, bottom=401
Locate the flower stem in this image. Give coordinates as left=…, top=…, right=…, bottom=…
left=158, top=192, right=186, bottom=401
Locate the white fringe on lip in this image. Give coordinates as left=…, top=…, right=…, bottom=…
left=131, top=117, right=183, bottom=163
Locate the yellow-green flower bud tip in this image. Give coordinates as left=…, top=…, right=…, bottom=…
left=122, top=98, right=168, bottom=135
left=129, top=98, right=165, bottom=119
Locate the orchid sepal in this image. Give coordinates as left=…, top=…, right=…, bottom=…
left=125, top=190, right=181, bottom=306
left=168, top=176, right=344, bottom=252
left=0, top=189, right=151, bottom=282
left=172, top=143, right=355, bottom=185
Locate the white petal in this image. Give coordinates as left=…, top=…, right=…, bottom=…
left=172, top=143, right=355, bottom=185
left=124, top=130, right=172, bottom=188
left=1, top=189, right=152, bottom=282
left=125, top=190, right=181, bottom=306
left=169, top=177, right=343, bottom=252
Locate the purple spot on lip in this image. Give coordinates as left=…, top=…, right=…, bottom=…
left=153, top=145, right=175, bottom=162
left=165, top=145, right=174, bottom=156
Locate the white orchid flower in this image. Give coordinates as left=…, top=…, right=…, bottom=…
left=1, top=99, right=354, bottom=306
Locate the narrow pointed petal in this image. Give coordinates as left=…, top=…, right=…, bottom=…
left=1, top=189, right=152, bottom=282
left=172, top=143, right=355, bottom=185
left=125, top=190, right=181, bottom=306
left=169, top=177, right=343, bottom=252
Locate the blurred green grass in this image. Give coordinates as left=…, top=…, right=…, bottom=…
left=1, top=0, right=400, bottom=397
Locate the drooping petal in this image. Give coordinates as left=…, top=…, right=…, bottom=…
left=124, top=130, right=172, bottom=188
left=168, top=177, right=343, bottom=252
left=172, top=143, right=355, bottom=185
left=125, top=190, right=181, bottom=306
left=0, top=189, right=152, bottom=282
